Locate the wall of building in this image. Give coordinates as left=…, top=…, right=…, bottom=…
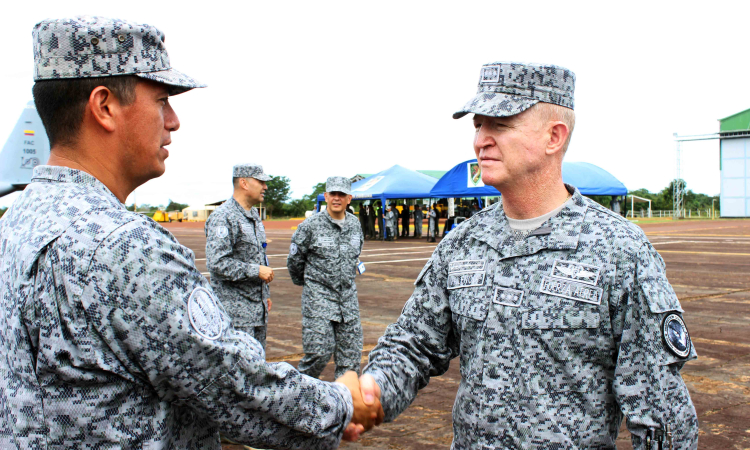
left=720, top=137, right=750, bottom=217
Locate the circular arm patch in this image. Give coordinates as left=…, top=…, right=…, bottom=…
left=662, top=313, right=691, bottom=358
left=188, top=287, right=224, bottom=340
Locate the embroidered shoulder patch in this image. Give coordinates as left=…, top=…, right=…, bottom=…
left=551, top=260, right=601, bottom=285
left=539, top=275, right=603, bottom=305
left=289, top=243, right=298, bottom=255
left=214, top=226, right=228, bottom=239
left=350, top=235, right=361, bottom=249
left=188, top=287, right=224, bottom=340
left=662, top=313, right=691, bottom=358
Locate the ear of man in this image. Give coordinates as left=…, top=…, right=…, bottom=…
left=87, top=86, right=121, bottom=134
left=544, top=121, right=571, bottom=157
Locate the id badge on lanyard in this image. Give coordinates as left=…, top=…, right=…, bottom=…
left=356, top=260, right=366, bottom=274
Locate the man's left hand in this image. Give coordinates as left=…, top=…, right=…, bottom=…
left=266, top=298, right=272, bottom=311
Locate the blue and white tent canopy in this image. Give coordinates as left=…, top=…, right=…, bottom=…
left=317, top=165, right=437, bottom=203
left=429, top=159, right=627, bottom=198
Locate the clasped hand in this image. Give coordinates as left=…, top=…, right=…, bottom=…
left=335, top=371, right=384, bottom=441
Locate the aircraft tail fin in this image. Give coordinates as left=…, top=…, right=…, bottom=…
left=0, top=101, right=50, bottom=197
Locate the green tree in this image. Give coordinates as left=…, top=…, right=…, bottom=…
left=264, top=175, right=292, bottom=216
left=166, top=199, right=189, bottom=211
left=283, top=198, right=313, bottom=217
left=303, top=182, right=326, bottom=203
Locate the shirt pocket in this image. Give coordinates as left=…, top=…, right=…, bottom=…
left=520, top=299, right=605, bottom=394
left=449, top=285, right=490, bottom=379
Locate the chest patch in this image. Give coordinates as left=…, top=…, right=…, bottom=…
left=662, top=313, right=691, bottom=358
left=551, top=260, right=601, bottom=285
left=493, top=287, right=524, bottom=307
left=447, top=271, right=486, bottom=290
left=449, top=260, right=486, bottom=273
left=317, top=237, right=335, bottom=247
left=241, top=224, right=255, bottom=238
left=350, top=235, right=360, bottom=249
left=188, top=287, right=224, bottom=340
left=539, top=275, right=603, bottom=305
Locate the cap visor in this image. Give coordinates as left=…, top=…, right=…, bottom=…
left=453, top=92, right=538, bottom=119
left=253, top=174, right=272, bottom=181
left=137, top=68, right=206, bottom=96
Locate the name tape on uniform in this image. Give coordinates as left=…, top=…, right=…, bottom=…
left=448, top=271, right=486, bottom=290
left=317, top=237, right=335, bottom=247
left=550, top=259, right=601, bottom=286
left=449, top=260, right=486, bottom=274
left=493, top=287, right=524, bottom=307
left=539, top=275, right=603, bottom=305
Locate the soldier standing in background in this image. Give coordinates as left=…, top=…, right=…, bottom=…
left=400, top=202, right=410, bottom=237
left=427, top=204, right=438, bottom=242
left=288, top=177, right=365, bottom=379
left=206, top=164, right=273, bottom=348
left=0, top=16, right=381, bottom=449
left=358, top=203, right=368, bottom=239
left=384, top=204, right=397, bottom=241
left=367, top=203, right=377, bottom=239
left=413, top=204, right=424, bottom=238
left=358, top=61, right=698, bottom=449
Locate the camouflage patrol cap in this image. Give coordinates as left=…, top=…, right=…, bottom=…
left=33, top=16, right=205, bottom=95
left=326, top=176, right=351, bottom=195
left=233, top=164, right=272, bottom=181
left=453, top=62, right=575, bottom=119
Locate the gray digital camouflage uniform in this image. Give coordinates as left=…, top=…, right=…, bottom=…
left=206, top=197, right=270, bottom=347
left=0, top=166, right=353, bottom=449
left=287, top=211, right=364, bottom=379
left=365, top=188, right=698, bottom=449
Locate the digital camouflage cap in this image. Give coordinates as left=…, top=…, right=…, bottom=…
left=453, top=62, right=575, bottom=119
left=33, top=16, right=205, bottom=95
left=233, top=164, right=272, bottom=181
left=326, top=176, right=351, bottom=195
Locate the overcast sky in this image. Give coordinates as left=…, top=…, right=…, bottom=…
left=1, top=1, right=747, bottom=208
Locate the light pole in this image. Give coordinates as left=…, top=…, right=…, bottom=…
left=712, top=198, right=716, bottom=220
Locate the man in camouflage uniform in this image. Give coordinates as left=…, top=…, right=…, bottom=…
left=206, top=164, right=274, bottom=348
left=359, top=62, right=698, bottom=449
left=288, top=177, right=364, bottom=379
left=0, top=16, right=381, bottom=449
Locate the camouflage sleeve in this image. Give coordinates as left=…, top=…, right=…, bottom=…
left=363, top=248, right=458, bottom=421
left=206, top=216, right=261, bottom=282
left=613, top=242, right=699, bottom=449
left=85, top=221, right=352, bottom=449
left=287, top=223, right=309, bottom=286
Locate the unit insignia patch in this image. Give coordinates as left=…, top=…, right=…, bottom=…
left=551, top=260, right=601, bottom=285
left=662, top=313, right=691, bottom=358
left=188, top=287, right=224, bottom=340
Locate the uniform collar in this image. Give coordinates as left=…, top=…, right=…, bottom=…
left=469, top=185, right=586, bottom=260
left=31, top=165, right=124, bottom=207
left=229, top=197, right=259, bottom=221
left=323, top=210, right=351, bottom=229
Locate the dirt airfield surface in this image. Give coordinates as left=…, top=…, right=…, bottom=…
left=164, top=218, right=750, bottom=449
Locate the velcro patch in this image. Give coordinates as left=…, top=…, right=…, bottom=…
left=551, top=260, right=601, bottom=286
left=480, top=65, right=500, bottom=84
left=449, top=260, right=486, bottom=273
left=188, top=287, right=224, bottom=340
left=214, top=226, right=228, bottom=239
left=447, top=271, right=486, bottom=290
left=493, top=287, right=524, bottom=307
left=539, top=275, right=603, bottom=305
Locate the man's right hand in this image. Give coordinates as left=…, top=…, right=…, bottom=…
left=336, top=371, right=384, bottom=441
left=259, top=266, right=274, bottom=283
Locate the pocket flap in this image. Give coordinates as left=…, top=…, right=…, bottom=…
left=450, top=294, right=489, bottom=321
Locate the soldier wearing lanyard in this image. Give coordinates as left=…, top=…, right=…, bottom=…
left=358, top=62, right=698, bottom=449
left=206, top=164, right=274, bottom=348
left=288, top=177, right=365, bottom=379
left=0, top=16, right=382, bottom=449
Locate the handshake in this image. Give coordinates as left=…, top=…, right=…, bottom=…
left=335, top=371, right=385, bottom=441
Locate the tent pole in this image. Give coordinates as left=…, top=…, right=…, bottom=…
left=381, top=195, right=387, bottom=241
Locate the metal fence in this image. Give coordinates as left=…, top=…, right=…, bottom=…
left=628, top=209, right=718, bottom=219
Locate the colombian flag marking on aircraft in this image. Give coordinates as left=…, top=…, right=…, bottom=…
left=24, top=130, right=34, bottom=136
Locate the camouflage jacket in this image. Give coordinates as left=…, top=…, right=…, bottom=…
left=0, top=166, right=352, bottom=449
left=287, top=211, right=363, bottom=322
left=205, top=198, right=269, bottom=327
left=365, top=188, right=698, bottom=450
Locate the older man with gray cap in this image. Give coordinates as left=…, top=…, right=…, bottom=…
left=0, top=16, right=382, bottom=449
left=206, top=163, right=274, bottom=348
left=288, top=176, right=365, bottom=379
left=358, top=62, right=698, bottom=449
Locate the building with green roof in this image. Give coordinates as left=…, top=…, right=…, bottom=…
left=719, top=108, right=750, bottom=217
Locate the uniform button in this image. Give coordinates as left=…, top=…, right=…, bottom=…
left=118, top=34, right=126, bottom=43
left=91, top=37, right=99, bottom=45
